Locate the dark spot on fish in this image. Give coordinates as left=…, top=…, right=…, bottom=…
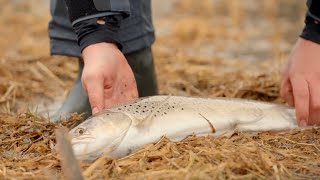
left=136, top=111, right=139, bottom=113
left=164, top=112, right=167, bottom=115
left=118, top=108, right=122, bottom=110
left=142, top=110, right=145, bottom=113
left=181, top=108, right=184, bottom=110
left=129, top=105, right=132, bottom=107
left=144, top=106, right=147, bottom=108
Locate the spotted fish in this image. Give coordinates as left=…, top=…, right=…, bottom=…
left=69, top=96, right=297, bottom=161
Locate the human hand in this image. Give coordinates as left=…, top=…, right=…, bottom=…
left=280, top=37, right=320, bottom=126
left=82, top=42, right=138, bottom=114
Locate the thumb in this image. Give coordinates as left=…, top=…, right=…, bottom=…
left=82, top=75, right=105, bottom=114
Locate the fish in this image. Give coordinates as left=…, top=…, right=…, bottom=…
left=68, top=95, right=298, bottom=161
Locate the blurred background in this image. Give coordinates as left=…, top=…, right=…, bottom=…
left=0, top=0, right=306, bottom=115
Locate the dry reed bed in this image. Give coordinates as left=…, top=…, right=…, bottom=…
left=1, top=0, right=319, bottom=179
left=0, top=112, right=319, bottom=179
left=1, top=56, right=319, bottom=179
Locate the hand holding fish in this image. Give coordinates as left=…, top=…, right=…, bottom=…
left=81, top=42, right=139, bottom=114
left=281, top=37, right=320, bottom=126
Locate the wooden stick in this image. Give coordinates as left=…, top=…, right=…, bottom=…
left=83, top=147, right=113, bottom=177
left=55, top=128, right=84, bottom=180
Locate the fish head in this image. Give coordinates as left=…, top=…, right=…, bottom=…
left=69, top=110, right=132, bottom=161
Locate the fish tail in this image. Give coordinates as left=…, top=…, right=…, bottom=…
left=270, top=105, right=297, bottom=126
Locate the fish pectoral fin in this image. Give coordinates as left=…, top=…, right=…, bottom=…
left=198, top=113, right=216, bottom=133
left=133, top=96, right=171, bottom=128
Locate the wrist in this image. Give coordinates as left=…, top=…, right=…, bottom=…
left=297, top=37, right=320, bottom=48
left=82, top=42, right=118, bottom=64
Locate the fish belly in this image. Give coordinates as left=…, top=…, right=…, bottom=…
left=109, top=111, right=232, bottom=157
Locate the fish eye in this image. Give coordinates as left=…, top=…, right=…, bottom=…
left=76, top=128, right=85, bottom=135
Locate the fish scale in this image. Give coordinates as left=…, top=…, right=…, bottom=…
left=69, top=96, right=298, bottom=161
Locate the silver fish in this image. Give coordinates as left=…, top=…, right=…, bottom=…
left=69, top=96, right=297, bottom=161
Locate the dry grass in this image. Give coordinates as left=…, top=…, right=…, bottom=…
left=0, top=1, right=319, bottom=180
left=1, top=114, right=319, bottom=179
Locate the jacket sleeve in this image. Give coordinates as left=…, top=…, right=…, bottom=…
left=63, top=0, right=131, bottom=51
left=300, top=0, right=320, bottom=44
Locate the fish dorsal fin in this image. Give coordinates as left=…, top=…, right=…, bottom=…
left=132, top=95, right=171, bottom=128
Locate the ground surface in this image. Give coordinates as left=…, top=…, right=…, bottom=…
left=0, top=1, right=319, bottom=179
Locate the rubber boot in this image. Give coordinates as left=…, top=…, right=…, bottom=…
left=126, top=47, right=158, bottom=97
left=51, top=59, right=92, bottom=122
left=51, top=47, right=158, bottom=123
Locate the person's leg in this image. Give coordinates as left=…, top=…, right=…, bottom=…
left=49, top=0, right=157, bottom=122
left=125, top=47, right=158, bottom=97
left=49, top=0, right=91, bottom=121
left=51, top=59, right=92, bottom=121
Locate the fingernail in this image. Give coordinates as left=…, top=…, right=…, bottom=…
left=92, top=107, right=99, bottom=114
left=299, top=120, right=307, bottom=127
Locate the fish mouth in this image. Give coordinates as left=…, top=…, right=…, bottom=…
left=71, top=136, right=96, bottom=144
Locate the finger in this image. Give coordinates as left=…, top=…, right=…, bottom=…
left=290, top=76, right=309, bottom=126
left=82, top=74, right=105, bottom=114
left=307, top=79, right=320, bottom=125
left=280, top=75, right=294, bottom=106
